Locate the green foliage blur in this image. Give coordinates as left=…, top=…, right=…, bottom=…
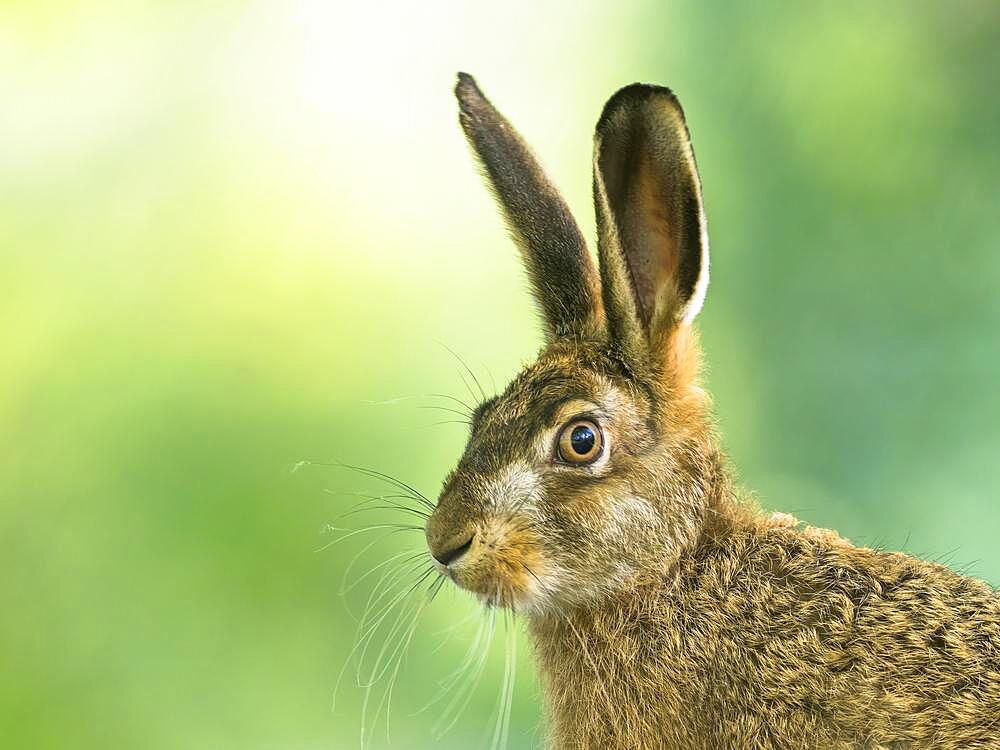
left=2, top=1, right=998, bottom=748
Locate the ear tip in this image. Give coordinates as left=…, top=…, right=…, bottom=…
left=455, top=72, right=485, bottom=113
left=608, top=82, right=682, bottom=106
left=596, top=83, right=686, bottom=135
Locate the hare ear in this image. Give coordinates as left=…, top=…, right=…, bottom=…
left=593, top=84, right=708, bottom=351
left=455, top=73, right=602, bottom=341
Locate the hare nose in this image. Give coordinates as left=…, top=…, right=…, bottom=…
left=432, top=533, right=475, bottom=566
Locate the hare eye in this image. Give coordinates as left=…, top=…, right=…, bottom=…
left=557, top=419, right=603, bottom=465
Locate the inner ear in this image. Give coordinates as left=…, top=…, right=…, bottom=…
left=623, top=152, right=687, bottom=328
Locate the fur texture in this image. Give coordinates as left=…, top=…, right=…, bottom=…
left=424, top=74, right=1000, bottom=749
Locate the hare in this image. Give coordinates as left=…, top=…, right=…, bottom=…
left=424, top=73, right=1000, bottom=749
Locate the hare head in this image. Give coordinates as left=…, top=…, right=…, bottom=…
left=425, top=74, right=721, bottom=617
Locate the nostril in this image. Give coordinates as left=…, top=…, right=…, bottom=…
left=432, top=534, right=474, bottom=566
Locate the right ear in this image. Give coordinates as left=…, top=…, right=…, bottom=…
left=592, top=84, right=709, bottom=356
left=455, top=73, right=602, bottom=341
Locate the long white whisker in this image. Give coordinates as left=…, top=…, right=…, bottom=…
left=315, top=523, right=421, bottom=553
left=356, top=566, right=436, bottom=686
left=347, top=556, right=429, bottom=642
left=341, top=548, right=427, bottom=598
left=332, top=559, right=431, bottom=714
left=428, top=604, right=482, bottom=656
left=338, top=535, right=392, bottom=603
left=413, top=605, right=489, bottom=716
left=378, top=575, right=447, bottom=743
left=433, top=605, right=497, bottom=738
left=300, top=460, right=435, bottom=510
left=437, top=341, right=488, bottom=401
left=489, top=599, right=517, bottom=750
left=328, top=489, right=432, bottom=522
left=426, top=391, right=476, bottom=414
left=359, top=567, right=436, bottom=748
left=501, top=613, right=516, bottom=750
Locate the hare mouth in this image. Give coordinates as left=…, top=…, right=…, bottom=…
left=441, top=525, right=550, bottom=611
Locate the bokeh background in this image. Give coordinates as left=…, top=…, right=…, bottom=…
left=2, top=1, right=998, bottom=748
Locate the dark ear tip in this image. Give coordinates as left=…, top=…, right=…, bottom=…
left=455, top=72, right=485, bottom=114
left=596, top=83, right=686, bottom=135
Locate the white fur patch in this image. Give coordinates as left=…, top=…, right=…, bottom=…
left=613, top=494, right=658, bottom=525
left=485, top=460, right=541, bottom=514
left=680, top=205, right=710, bottom=324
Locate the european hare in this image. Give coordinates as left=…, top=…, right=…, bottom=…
left=424, top=74, right=1000, bottom=749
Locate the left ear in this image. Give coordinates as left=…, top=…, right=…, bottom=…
left=455, top=73, right=602, bottom=342
left=593, top=84, right=709, bottom=352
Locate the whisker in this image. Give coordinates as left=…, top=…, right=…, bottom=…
left=338, top=535, right=396, bottom=616
left=359, top=568, right=437, bottom=745
left=521, top=561, right=543, bottom=587
left=416, top=419, right=473, bottom=429
left=489, top=609, right=517, bottom=750
left=426, top=392, right=476, bottom=414
left=303, top=460, right=435, bottom=511
left=414, top=606, right=489, bottom=716
left=457, top=370, right=478, bottom=404
left=354, top=561, right=435, bottom=652
left=428, top=605, right=482, bottom=653
left=438, top=341, right=488, bottom=401
left=339, top=464, right=435, bottom=510
left=349, top=557, right=430, bottom=650
left=358, top=567, right=437, bottom=688
left=361, top=395, right=426, bottom=406
left=379, top=575, right=447, bottom=742
left=357, top=560, right=432, bottom=638
left=433, top=605, right=497, bottom=738
left=483, top=364, right=498, bottom=399
left=333, top=557, right=433, bottom=715
left=341, top=548, right=428, bottom=597
left=314, top=524, right=422, bottom=553
left=338, top=503, right=431, bottom=521
left=333, top=490, right=433, bottom=519
left=417, top=404, right=474, bottom=419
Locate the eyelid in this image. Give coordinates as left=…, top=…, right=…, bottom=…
left=554, top=407, right=605, bottom=427
left=551, top=411, right=602, bottom=442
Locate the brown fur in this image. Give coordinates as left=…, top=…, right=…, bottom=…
left=423, top=75, right=1000, bottom=749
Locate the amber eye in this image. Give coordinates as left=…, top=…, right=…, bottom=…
left=557, top=419, right=604, bottom=465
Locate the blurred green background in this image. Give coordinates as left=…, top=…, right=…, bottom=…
left=2, top=1, right=998, bottom=748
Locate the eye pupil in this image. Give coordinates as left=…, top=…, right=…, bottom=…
left=570, top=425, right=595, bottom=455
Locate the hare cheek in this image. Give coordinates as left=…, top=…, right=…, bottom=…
left=483, top=461, right=542, bottom=516
left=594, top=494, right=661, bottom=575
left=611, top=495, right=658, bottom=527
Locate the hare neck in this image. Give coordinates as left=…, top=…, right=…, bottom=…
left=527, top=586, right=688, bottom=749
left=526, top=480, right=750, bottom=749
